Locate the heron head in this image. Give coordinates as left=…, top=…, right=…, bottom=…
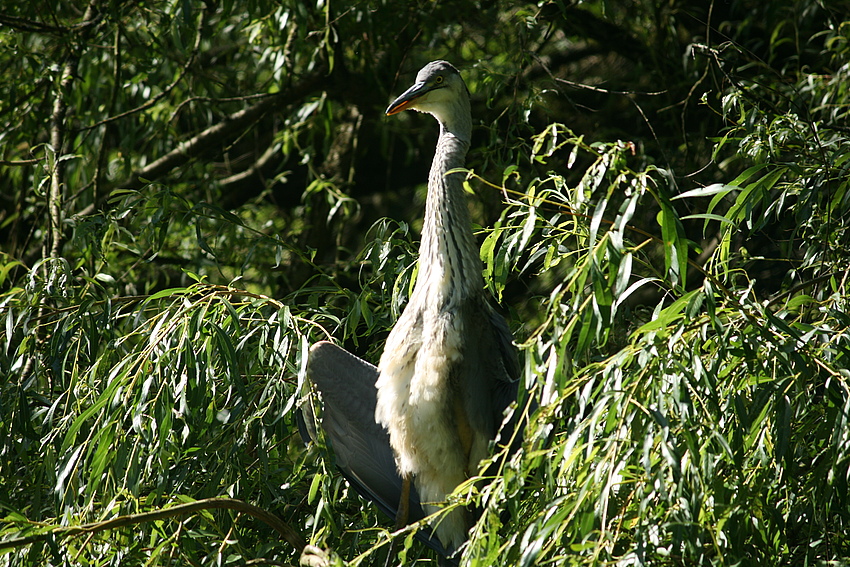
left=386, top=60, right=471, bottom=138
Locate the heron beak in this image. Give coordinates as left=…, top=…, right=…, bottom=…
left=386, top=81, right=431, bottom=115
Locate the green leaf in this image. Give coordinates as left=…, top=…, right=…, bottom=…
left=672, top=183, right=737, bottom=200
left=657, top=201, right=688, bottom=288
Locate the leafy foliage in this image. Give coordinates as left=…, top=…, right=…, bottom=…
left=2, top=0, right=849, bottom=565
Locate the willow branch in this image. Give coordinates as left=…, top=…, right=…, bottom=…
left=0, top=497, right=307, bottom=555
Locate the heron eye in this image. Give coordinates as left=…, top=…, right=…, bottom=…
left=435, top=76, right=444, bottom=84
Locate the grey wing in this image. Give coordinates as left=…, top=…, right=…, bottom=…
left=302, top=341, right=417, bottom=519
left=456, top=301, right=520, bottom=445
left=489, top=306, right=519, bottom=381
left=478, top=308, right=526, bottom=540
left=488, top=306, right=519, bottom=409
left=300, top=341, right=455, bottom=559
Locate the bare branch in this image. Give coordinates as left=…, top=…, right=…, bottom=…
left=0, top=13, right=69, bottom=34
left=46, top=0, right=100, bottom=258
left=114, top=67, right=327, bottom=192
left=0, top=497, right=308, bottom=555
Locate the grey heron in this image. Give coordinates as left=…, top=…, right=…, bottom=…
left=304, top=60, right=519, bottom=558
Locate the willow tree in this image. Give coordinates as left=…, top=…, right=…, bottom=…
left=1, top=1, right=848, bottom=565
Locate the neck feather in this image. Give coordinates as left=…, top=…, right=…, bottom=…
left=413, top=128, right=482, bottom=306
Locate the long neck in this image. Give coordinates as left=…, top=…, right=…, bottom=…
left=413, top=125, right=482, bottom=307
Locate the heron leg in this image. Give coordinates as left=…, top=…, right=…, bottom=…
left=383, top=474, right=412, bottom=567
left=396, top=474, right=411, bottom=530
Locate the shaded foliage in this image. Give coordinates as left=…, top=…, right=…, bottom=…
left=1, top=0, right=849, bottom=565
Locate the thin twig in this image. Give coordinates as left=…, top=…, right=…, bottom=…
left=552, top=76, right=666, bottom=97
